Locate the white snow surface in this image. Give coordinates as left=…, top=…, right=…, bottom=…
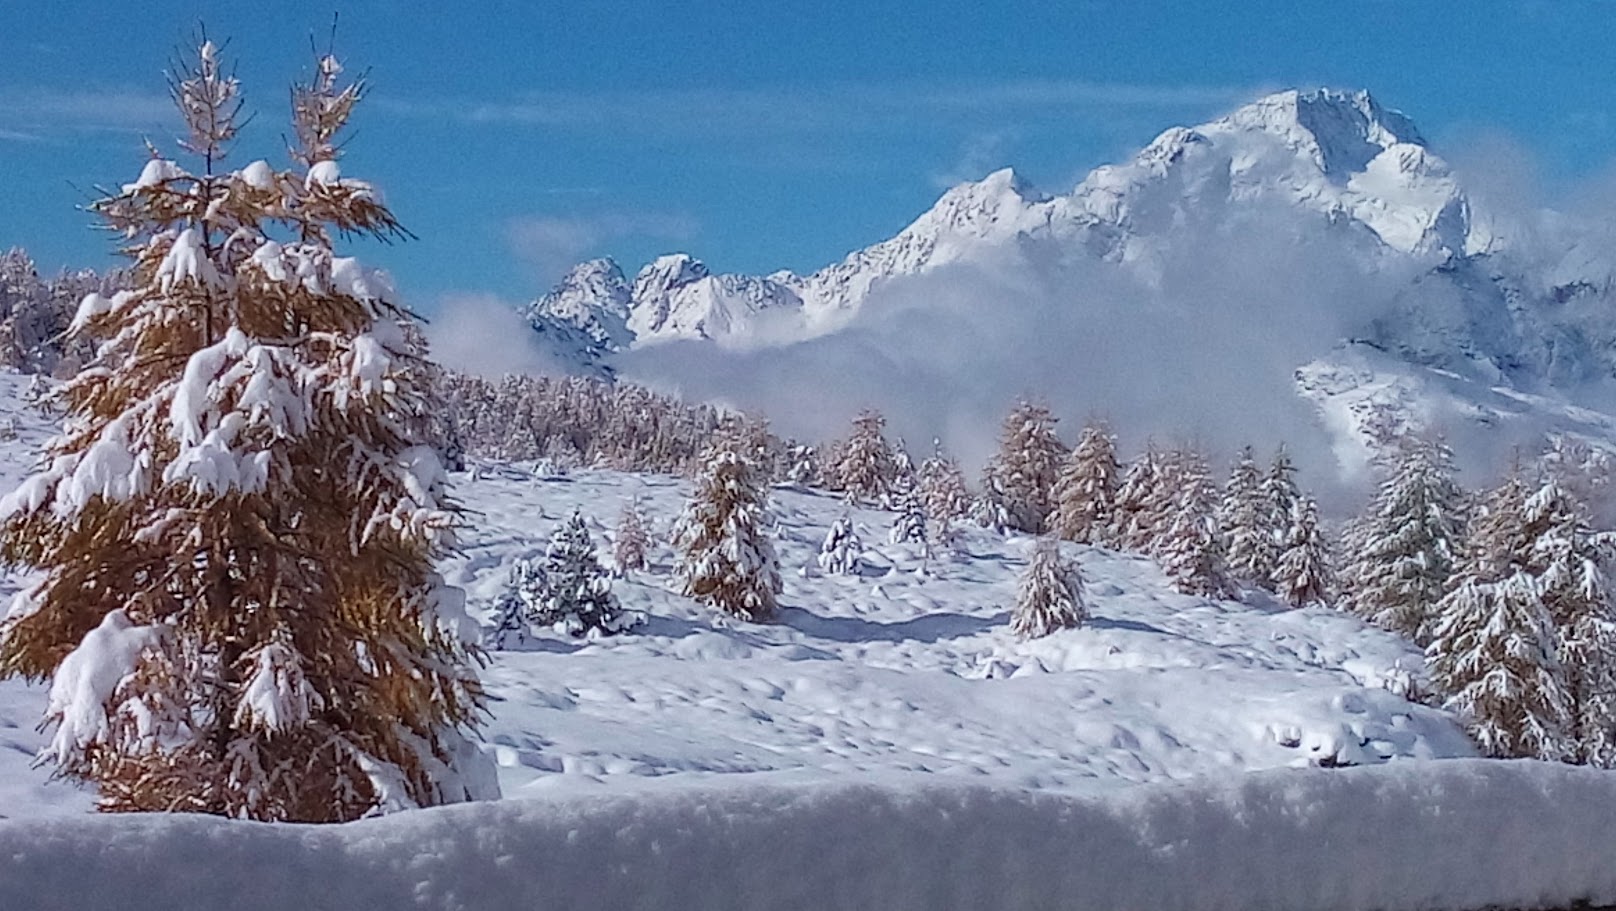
left=0, top=372, right=1608, bottom=907
left=3, top=760, right=1616, bottom=911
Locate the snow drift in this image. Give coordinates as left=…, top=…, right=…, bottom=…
left=2, top=759, right=1613, bottom=911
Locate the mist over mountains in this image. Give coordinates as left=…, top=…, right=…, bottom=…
left=436, top=88, right=1616, bottom=490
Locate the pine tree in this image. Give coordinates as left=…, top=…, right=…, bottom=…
left=1051, top=421, right=1121, bottom=546
left=531, top=510, right=637, bottom=637
left=1272, top=495, right=1333, bottom=608
left=981, top=401, right=1067, bottom=534
left=1218, top=446, right=1278, bottom=590
left=1427, top=475, right=1574, bottom=761
left=818, top=515, right=863, bottom=574
left=1011, top=538, right=1087, bottom=638
left=1340, top=436, right=1464, bottom=645
left=612, top=498, right=651, bottom=577
left=0, top=43, right=489, bottom=820
left=832, top=410, right=894, bottom=505
left=1156, top=448, right=1236, bottom=598
left=673, top=439, right=781, bottom=621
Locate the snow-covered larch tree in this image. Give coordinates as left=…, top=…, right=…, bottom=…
left=1156, top=447, right=1236, bottom=598
left=981, top=400, right=1067, bottom=534
left=1339, top=436, right=1465, bottom=645
left=1219, top=446, right=1278, bottom=591
left=0, top=43, right=491, bottom=820
left=1011, top=538, right=1087, bottom=638
left=612, top=498, right=651, bottom=577
left=1272, top=495, right=1332, bottom=608
left=673, top=438, right=781, bottom=621
left=1111, top=443, right=1165, bottom=553
left=1426, top=474, right=1574, bottom=761
left=1521, top=477, right=1616, bottom=766
left=1051, top=420, right=1120, bottom=546
left=831, top=410, right=894, bottom=506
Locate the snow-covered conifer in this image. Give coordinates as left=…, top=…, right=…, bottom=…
left=917, top=439, right=971, bottom=529
left=1218, top=446, right=1278, bottom=590
left=1156, top=448, right=1236, bottom=598
left=832, top=410, right=895, bottom=505
left=489, top=558, right=545, bottom=650
left=1260, top=445, right=1301, bottom=542
left=1111, top=444, right=1165, bottom=553
left=612, top=498, right=651, bottom=577
left=818, top=515, right=864, bottom=574
left=1011, top=538, right=1087, bottom=638
left=1051, top=421, right=1121, bottom=546
left=531, top=510, right=637, bottom=637
left=981, top=401, right=1067, bottom=534
left=1522, top=478, right=1616, bottom=766
left=1340, top=436, right=1464, bottom=645
left=673, top=439, right=781, bottom=620
left=1272, top=495, right=1332, bottom=608
left=0, top=44, right=488, bottom=820
left=889, top=473, right=927, bottom=546
left=1427, top=475, right=1574, bottom=761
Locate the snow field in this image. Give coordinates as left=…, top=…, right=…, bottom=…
left=451, top=463, right=1471, bottom=799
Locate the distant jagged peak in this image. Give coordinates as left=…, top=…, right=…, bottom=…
left=632, top=253, right=712, bottom=301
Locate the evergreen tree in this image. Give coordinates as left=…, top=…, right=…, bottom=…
left=818, top=515, right=863, bottom=574
left=1156, top=448, right=1236, bottom=597
left=1427, top=475, right=1575, bottom=761
left=489, top=557, right=545, bottom=650
left=531, top=510, right=637, bottom=637
left=673, top=439, right=781, bottom=621
left=1051, top=421, right=1121, bottom=546
left=981, top=401, right=1067, bottom=534
left=1219, top=446, right=1278, bottom=590
left=832, top=410, right=894, bottom=505
left=889, top=472, right=928, bottom=546
left=0, top=43, right=489, bottom=820
left=1272, top=495, right=1333, bottom=608
left=612, top=498, right=651, bottom=577
left=1011, top=538, right=1087, bottom=638
left=1340, top=436, right=1464, bottom=645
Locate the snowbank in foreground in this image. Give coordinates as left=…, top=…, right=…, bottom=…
left=2, top=759, right=1612, bottom=911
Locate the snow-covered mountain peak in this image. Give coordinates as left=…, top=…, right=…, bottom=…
left=632, top=253, right=711, bottom=301
left=1219, top=88, right=1425, bottom=178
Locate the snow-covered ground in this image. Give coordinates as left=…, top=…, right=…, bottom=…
left=6, top=372, right=1615, bottom=909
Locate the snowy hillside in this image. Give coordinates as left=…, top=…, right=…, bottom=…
left=0, top=446, right=1472, bottom=820
left=14, top=368, right=1616, bottom=908
left=516, top=88, right=1616, bottom=470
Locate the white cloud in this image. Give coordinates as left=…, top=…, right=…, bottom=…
left=425, top=292, right=570, bottom=378
left=379, top=79, right=1261, bottom=140
left=0, top=87, right=173, bottom=134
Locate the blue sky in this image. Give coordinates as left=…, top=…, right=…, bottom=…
left=2, top=0, right=1614, bottom=313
